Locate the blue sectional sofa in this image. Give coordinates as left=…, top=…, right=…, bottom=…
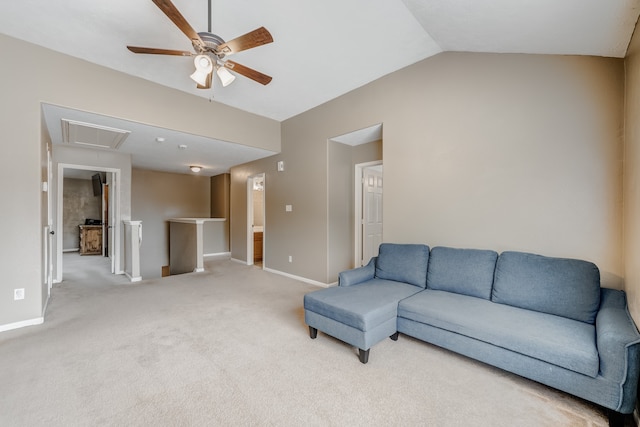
left=303, top=243, right=640, bottom=422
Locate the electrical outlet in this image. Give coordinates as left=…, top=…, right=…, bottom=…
left=288, top=255, right=293, bottom=263
left=14, top=288, right=24, bottom=300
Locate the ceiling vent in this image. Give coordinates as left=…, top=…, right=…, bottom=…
left=61, top=119, right=130, bottom=150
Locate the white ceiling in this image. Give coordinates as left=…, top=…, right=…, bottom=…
left=43, top=103, right=276, bottom=177
left=3, top=0, right=640, bottom=175
left=330, top=124, right=383, bottom=147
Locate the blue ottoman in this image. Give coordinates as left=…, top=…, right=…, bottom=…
left=303, top=244, right=429, bottom=363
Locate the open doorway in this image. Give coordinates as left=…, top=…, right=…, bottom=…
left=328, top=123, right=383, bottom=272
left=55, top=164, right=121, bottom=283
left=247, top=173, right=265, bottom=267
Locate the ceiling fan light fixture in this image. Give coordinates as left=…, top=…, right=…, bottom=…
left=217, top=66, right=236, bottom=87
left=190, top=54, right=213, bottom=86
left=126, top=1, right=273, bottom=87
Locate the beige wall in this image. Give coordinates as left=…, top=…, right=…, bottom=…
left=328, top=141, right=353, bottom=280
left=624, top=25, right=640, bottom=322
left=131, top=169, right=211, bottom=279
left=210, top=173, right=231, bottom=253
left=231, top=126, right=329, bottom=282
left=328, top=140, right=383, bottom=280
left=0, top=33, right=280, bottom=329
left=232, top=52, right=624, bottom=288
left=0, top=29, right=630, bottom=327
left=382, top=54, right=623, bottom=289
left=211, top=174, right=230, bottom=219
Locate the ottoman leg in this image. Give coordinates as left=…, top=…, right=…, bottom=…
left=390, top=332, right=399, bottom=341
left=309, top=326, right=318, bottom=339
left=358, top=348, right=370, bottom=364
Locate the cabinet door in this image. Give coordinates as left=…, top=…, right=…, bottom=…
left=86, top=229, right=101, bottom=252
left=80, top=227, right=103, bottom=255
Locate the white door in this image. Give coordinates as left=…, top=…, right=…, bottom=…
left=362, top=167, right=383, bottom=265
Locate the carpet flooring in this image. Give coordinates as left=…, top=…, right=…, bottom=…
left=0, top=253, right=610, bottom=426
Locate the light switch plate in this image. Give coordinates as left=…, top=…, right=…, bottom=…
left=277, top=161, right=285, bottom=172
left=285, top=205, right=292, bottom=212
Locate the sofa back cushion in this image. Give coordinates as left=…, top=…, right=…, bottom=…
left=427, top=247, right=498, bottom=300
left=492, top=251, right=600, bottom=324
left=375, top=243, right=430, bottom=288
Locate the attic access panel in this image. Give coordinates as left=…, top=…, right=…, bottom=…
left=61, top=118, right=131, bottom=150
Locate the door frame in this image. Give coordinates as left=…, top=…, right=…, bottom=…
left=354, top=160, right=383, bottom=267
left=101, top=180, right=109, bottom=256
left=55, top=163, right=121, bottom=282
left=246, top=173, right=265, bottom=267
left=43, top=145, right=54, bottom=297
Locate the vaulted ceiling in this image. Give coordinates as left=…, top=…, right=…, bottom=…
left=4, top=0, right=639, bottom=122
left=3, top=0, right=639, bottom=175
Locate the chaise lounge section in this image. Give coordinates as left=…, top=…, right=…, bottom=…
left=303, top=243, right=640, bottom=423
left=304, top=244, right=429, bottom=363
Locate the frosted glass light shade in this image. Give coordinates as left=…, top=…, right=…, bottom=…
left=217, top=66, right=236, bottom=87
left=217, top=67, right=236, bottom=87
left=190, top=55, right=213, bottom=86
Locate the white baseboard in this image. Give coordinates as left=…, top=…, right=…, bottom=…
left=204, top=252, right=231, bottom=260
left=125, top=272, right=142, bottom=282
left=63, top=248, right=79, bottom=253
left=263, top=267, right=335, bottom=288
left=0, top=317, right=44, bottom=333
left=228, top=258, right=335, bottom=288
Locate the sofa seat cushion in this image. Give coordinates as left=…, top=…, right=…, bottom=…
left=492, top=251, right=601, bottom=324
left=427, top=246, right=498, bottom=300
left=397, top=290, right=599, bottom=378
left=375, top=243, right=430, bottom=288
left=304, top=279, right=422, bottom=332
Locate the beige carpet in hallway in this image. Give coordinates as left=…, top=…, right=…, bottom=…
left=0, top=255, right=609, bottom=426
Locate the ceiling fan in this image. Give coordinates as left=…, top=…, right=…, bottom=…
left=127, top=0, right=273, bottom=90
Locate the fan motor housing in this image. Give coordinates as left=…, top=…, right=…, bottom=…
left=198, top=32, right=226, bottom=57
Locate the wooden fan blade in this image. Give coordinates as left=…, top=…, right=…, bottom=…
left=224, top=61, right=272, bottom=85
left=217, top=27, right=273, bottom=55
left=152, top=0, right=205, bottom=49
left=127, top=46, right=193, bottom=56
left=197, top=72, right=213, bottom=90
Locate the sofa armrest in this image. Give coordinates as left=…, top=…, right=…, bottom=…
left=338, top=257, right=376, bottom=287
left=596, top=288, right=640, bottom=413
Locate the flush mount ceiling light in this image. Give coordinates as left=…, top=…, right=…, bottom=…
left=190, top=165, right=202, bottom=173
